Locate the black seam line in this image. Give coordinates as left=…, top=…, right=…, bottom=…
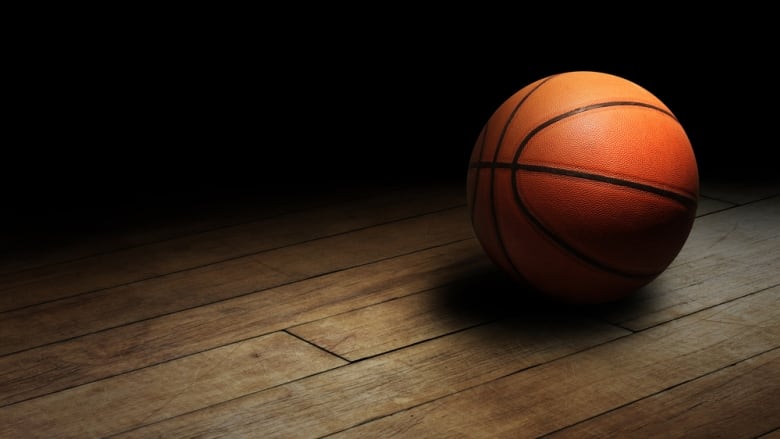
left=513, top=100, right=679, bottom=167
left=514, top=170, right=672, bottom=277
left=549, top=100, right=678, bottom=127
left=506, top=100, right=685, bottom=279
left=519, top=164, right=697, bottom=208
left=471, top=101, right=680, bottom=172
left=487, top=75, right=557, bottom=282
left=470, top=162, right=697, bottom=209
left=512, top=168, right=667, bottom=278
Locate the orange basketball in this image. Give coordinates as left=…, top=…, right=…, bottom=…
left=467, top=71, right=699, bottom=304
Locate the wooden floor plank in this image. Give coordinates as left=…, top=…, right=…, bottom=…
left=599, top=195, right=779, bottom=331
left=330, top=286, right=779, bottom=439
left=671, top=196, right=779, bottom=265
left=759, top=428, right=780, bottom=439
left=288, top=272, right=509, bottom=361
left=0, top=331, right=345, bottom=439
left=0, top=188, right=340, bottom=277
left=288, top=290, right=483, bottom=361
left=1, top=178, right=775, bottom=438
left=544, top=347, right=780, bottom=439
left=0, top=206, right=471, bottom=356
left=699, top=179, right=780, bottom=205
left=695, top=195, right=734, bottom=216
left=111, top=316, right=629, bottom=439
left=0, top=239, right=491, bottom=406
left=0, top=182, right=463, bottom=312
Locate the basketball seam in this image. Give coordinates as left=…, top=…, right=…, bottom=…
left=470, top=162, right=688, bottom=278
left=468, top=80, right=691, bottom=282
left=519, top=170, right=693, bottom=277
left=485, top=75, right=556, bottom=282
left=487, top=166, right=664, bottom=279
left=471, top=161, right=697, bottom=209
left=519, top=161, right=699, bottom=203
left=505, top=99, right=691, bottom=279
left=512, top=102, right=681, bottom=165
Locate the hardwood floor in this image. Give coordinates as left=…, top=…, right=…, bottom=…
left=1, top=177, right=778, bottom=438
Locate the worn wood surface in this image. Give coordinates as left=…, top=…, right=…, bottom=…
left=1, top=179, right=777, bottom=438
left=546, top=347, right=780, bottom=439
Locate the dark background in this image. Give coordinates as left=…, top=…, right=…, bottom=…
left=5, top=14, right=776, bottom=235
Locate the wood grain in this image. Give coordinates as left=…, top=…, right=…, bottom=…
left=695, top=195, right=734, bottom=216
left=1, top=178, right=776, bottom=439
left=0, top=187, right=345, bottom=277
left=0, top=182, right=463, bottom=312
left=0, top=239, right=490, bottom=406
left=599, top=195, right=780, bottom=330
left=759, top=428, right=780, bottom=439
left=545, top=347, right=780, bottom=439
left=289, top=282, right=498, bottom=361
left=0, top=332, right=345, bottom=439
left=700, top=180, right=780, bottom=205
left=330, top=286, right=779, bottom=439
left=112, top=316, right=629, bottom=438
left=0, top=206, right=471, bottom=356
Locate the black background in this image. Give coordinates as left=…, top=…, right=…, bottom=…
left=6, top=13, right=776, bottom=233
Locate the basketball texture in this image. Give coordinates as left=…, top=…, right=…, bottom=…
left=467, top=71, right=699, bottom=304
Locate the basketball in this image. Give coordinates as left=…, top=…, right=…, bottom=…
left=467, top=71, right=699, bottom=304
